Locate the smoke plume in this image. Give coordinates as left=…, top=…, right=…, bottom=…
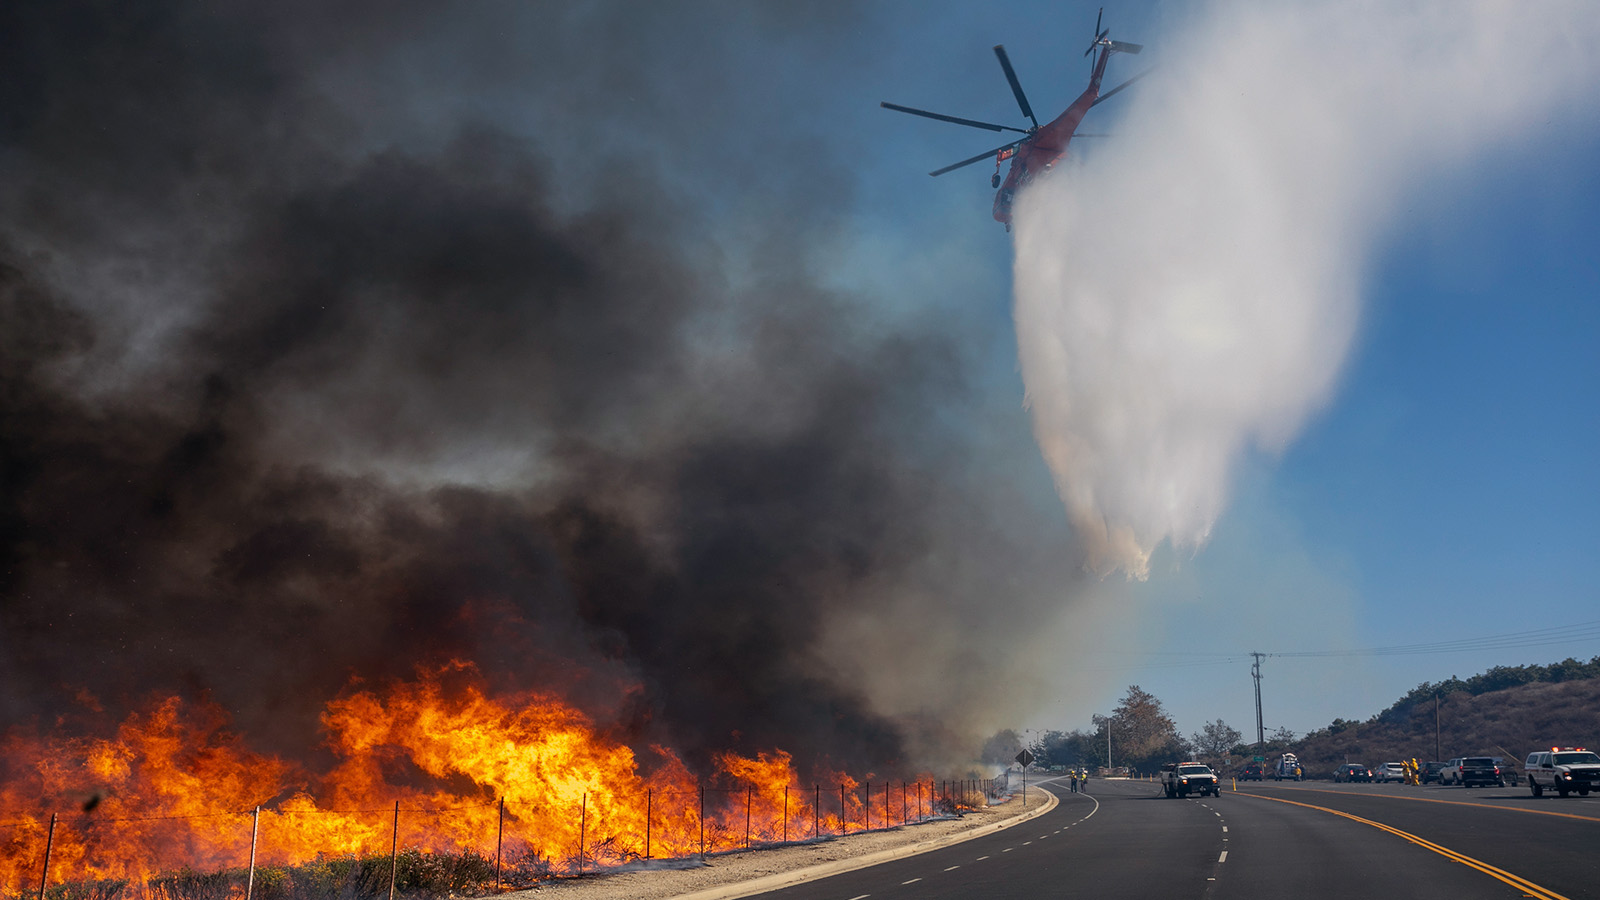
left=0, top=0, right=1083, bottom=777
left=1014, top=0, right=1600, bottom=578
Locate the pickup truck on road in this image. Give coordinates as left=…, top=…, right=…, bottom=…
left=1162, top=762, right=1220, bottom=798
left=1525, top=748, right=1600, bottom=797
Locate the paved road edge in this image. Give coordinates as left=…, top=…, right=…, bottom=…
left=665, top=783, right=1062, bottom=900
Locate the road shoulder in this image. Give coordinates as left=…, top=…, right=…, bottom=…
left=512, top=782, right=1060, bottom=900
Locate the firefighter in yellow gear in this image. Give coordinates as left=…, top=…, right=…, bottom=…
left=1401, top=758, right=1419, bottom=785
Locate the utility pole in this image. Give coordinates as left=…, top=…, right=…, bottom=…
left=1440, top=688, right=1452, bottom=759
left=1251, top=652, right=1266, bottom=747
left=1093, top=714, right=1112, bottom=770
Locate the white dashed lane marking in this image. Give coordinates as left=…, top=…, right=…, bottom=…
left=1219, top=851, right=1228, bottom=863
left=975, top=855, right=990, bottom=861
left=901, top=878, right=922, bottom=885
left=943, top=866, right=960, bottom=872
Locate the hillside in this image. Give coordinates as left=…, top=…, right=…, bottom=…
left=1282, top=672, right=1600, bottom=776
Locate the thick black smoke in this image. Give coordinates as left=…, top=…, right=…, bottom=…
left=0, top=1, right=1083, bottom=776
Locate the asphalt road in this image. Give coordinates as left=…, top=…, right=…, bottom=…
left=745, top=775, right=1600, bottom=899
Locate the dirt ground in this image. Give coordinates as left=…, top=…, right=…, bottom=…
left=503, top=786, right=1054, bottom=900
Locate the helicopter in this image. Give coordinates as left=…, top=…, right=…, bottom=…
left=881, top=9, right=1150, bottom=228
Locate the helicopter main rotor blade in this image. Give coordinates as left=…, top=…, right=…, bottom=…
left=1090, top=66, right=1157, bottom=107
left=992, top=45, right=1039, bottom=130
left=880, top=102, right=1030, bottom=134
left=929, top=138, right=1027, bottom=177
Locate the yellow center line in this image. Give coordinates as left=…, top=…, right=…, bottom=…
left=1235, top=792, right=1571, bottom=900
left=1259, top=785, right=1600, bottom=823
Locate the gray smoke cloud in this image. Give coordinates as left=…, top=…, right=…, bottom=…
left=1014, top=0, right=1600, bottom=578
left=0, top=0, right=1085, bottom=777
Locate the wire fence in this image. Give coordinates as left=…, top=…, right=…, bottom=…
left=1, top=778, right=1005, bottom=900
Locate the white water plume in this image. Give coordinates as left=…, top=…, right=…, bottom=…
left=1013, top=0, right=1599, bottom=579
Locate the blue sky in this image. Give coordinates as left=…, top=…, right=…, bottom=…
left=810, top=0, right=1600, bottom=742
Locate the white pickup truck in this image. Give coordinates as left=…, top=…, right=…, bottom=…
left=1525, top=748, right=1600, bottom=798
left=1161, top=762, right=1221, bottom=798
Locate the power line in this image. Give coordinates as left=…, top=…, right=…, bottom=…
left=1073, top=619, right=1600, bottom=667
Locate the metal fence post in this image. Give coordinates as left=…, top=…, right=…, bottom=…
left=388, top=801, right=400, bottom=900
left=645, top=789, right=652, bottom=860
left=577, top=794, right=587, bottom=875
left=36, top=812, right=56, bottom=900
left=699, top=787, right=706, bottom=860
left=246, top=806, right=260, bottom=900
left=744, top=785, right=752, bottom=848
left=495, top=797, right=504, bottom=892
left=839, top=784, right=846, bottom=834
left=813, top=785, right=820, bottom=837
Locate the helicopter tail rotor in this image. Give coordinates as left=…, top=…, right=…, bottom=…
left=1085, top=8, right=1141, bottom=57
left=1084, top=7, right=1109, bottom=57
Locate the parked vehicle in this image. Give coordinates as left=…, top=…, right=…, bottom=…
left=1334, top=763, right=1373, bottom=783
left=1453, top=757, right=1505, bottom=787
left=1439, top=757, right=1464, bottom=785
left=1491, top=757, right=1521, bottom=786
left=1162, top=762, right=1221, bottom=798
left=1237, top=763, right=1263, bottom=782
left=1525, top=748, right=1600, bottom=798
left=1372, top=762, right=1406, bottom=783
left=1274, top=753, right=1303, bottom=781
left=1421, top=761, right=1446, bottom=784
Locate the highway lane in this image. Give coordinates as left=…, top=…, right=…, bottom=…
left=1232, top=780, right=1600, bottom=898
left=745, top=776, right=1581, bottom=899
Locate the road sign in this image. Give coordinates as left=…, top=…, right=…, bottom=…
left=1016, top=749, right=1034, bottom=767
left=1253, top=756, right=1266, bottom=762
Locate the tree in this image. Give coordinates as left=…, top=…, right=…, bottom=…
left=980, top=729, right=1024, bottom=766
left=1106, top=685, right=1188, bottom=770
left=1031, top=729, right=1098, bottom=768
left=1269, top=725, right=1298, bottom=744
left=1191, top=719, right=1243, bottom=759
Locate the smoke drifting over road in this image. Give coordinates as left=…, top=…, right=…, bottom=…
left=1013, top=0, right=1600, bottom=578
left=0, top=1, right=1082, bottom=776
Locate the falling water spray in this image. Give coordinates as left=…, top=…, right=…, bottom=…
left=1012, top=0, right=1600, bottom=578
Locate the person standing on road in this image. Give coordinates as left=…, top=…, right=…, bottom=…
left=1070, top=771, right=1078, bottom=792
left=1080, top=769, right=1089, bottom=793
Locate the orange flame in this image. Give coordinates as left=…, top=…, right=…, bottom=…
left=1, top=664, right=936, bottom=892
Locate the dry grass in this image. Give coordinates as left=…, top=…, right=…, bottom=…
left=17, top=850, right=507, bottom=900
